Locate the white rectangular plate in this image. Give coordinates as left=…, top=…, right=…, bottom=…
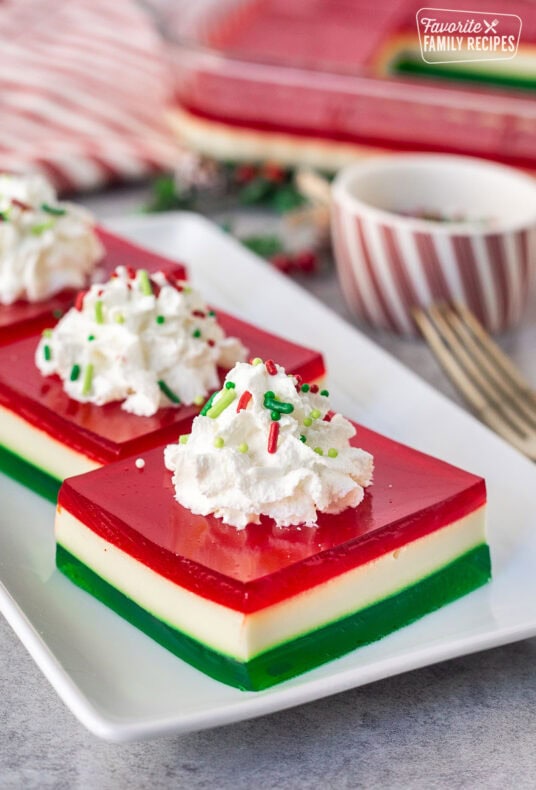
left=1, top=212, right=535, bottom=742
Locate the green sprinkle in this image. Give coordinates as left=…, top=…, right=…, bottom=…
left=238, top=443, right=248, bottom=453
left=311, top=409, right=321, bottom=420
left=182, top=285, right=192, bottom=293
left=179, top=434, right=189, bottom=445
left=225, top=381, right=236, bottom=389
left=0, top=209, right=9, bottom=222
left=193, top=395, right=204, bottom=406
left=192, top=328, right=202, bottom=338
left=301, top=383, right=310, bottom=392
left=70, top=364, right=80, bottom=381
left=208, top=310, right=216, bottom=317
left=214, top=436, right=224, bottom=449
left=252, top=357, right=263, bottom=366
left=115, top=314, right=125, bottom=324
left=138, top=269, right=153, bottom=296
left=263, top=392, right=294, bottom=414
left=31, top=220, right=54, bottom=235
left=43, top=344, right=51, bottom=361
left=200, top=391, right=218, bottom=416
left=158, top=380, right=181, bottom=404
left=52, top=309, right=63, bottom=319
left=82, top=364, right=94, bottom=395
left=314, top=447, right=324, bottom=455
left=328, top=448, right=339, bottom=458
left=41, top=203, right=66, bottom=216
left=156, top=315, right=165, bottom=324
left=88, top=334, right=95, bottom=342
left=320, top=389, right=329, bottom=397
left=271, top=411, right=281, bottom=421
left=303, top=417, right=312, bottom=427
left=42, top=329, right=53, bottom=338
left=300, top=434, right=307, bottom=443
left=207, top=388, right=236, bottom=418
left=95, top=300, right=104, bottom=324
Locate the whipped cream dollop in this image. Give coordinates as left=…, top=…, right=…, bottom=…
left=35, top=267, right=247, bottom=416
left=0, top=173, right=103, bottom=305
left=164, top=359, right=373, bottom=528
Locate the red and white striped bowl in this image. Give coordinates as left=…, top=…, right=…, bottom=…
left=331, top=155, right=536, bottom=335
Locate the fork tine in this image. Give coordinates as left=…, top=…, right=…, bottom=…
left=413, top=306, right=536, bottom=459
left=427, top=304, right=533, bottom=438
left=441, top=306, right=536, bottom=429
left=456, top=303, right=536, bottom=406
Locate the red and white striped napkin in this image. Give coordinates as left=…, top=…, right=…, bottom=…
left=0, top=0, right=177, bottom=193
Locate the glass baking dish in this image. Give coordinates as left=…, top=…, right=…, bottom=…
left=161, top=0, right=536, bottom=171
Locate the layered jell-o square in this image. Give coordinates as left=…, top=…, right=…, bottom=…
left=0, top=324, right=325, bottom=501
left=0, top=228, right=185, bottom=345
left=55, top=424, right=490, bottom=691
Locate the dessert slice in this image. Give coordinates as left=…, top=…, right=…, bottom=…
left=55, top=361, right=489, bottom=691
left=0, top=173, right=185, bottom=344
left=0, top=328, right=324, bottom=502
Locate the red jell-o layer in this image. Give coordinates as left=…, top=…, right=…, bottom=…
left=58, top=424, right=486, bottom=613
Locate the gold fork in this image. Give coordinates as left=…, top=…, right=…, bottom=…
left=413, top=303, right=536, bottom=461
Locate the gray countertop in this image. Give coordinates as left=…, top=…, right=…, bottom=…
left=1, top=187, right=535, bottom=789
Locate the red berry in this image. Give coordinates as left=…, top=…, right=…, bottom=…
left=262, top=162, right=285, bottom=183
left=235, top=164, right=257, bottom=184
left=271, top=253, right=293, bottom=274
left=294, top=250, right=317, bottom=274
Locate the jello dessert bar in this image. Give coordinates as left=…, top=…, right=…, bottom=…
left=56, top=359, right=490, bottom=690
left=0, top=278, right=324, bottom=501
left=0, top=173, right=184, bottom=344
left=168, top=0, right=535, bottom=172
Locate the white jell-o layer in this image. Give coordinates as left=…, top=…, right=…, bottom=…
left=168, top=107, right=387, bottom=171
left=56, top=504, right=486, bottom=662
left=0, top=402, right=100, bottom=480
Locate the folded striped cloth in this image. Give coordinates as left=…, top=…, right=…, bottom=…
left=0, top=0, right=177, bottom=193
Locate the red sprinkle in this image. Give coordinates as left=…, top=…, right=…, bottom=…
left=294, top=375, right=303, bottom=386
left=265, top=359, right=277, bottom=376
left=310, top=384, right=319, bottom=394
left=236, top=390, right=252, bottom=412
left=207, top=339, right=215, bottom=347
left=126, top=266, right=136, bottom=279
left=165, top=271, right=184, bottom=291
left=267, top=421, right=279, bottom=453
left=74, top=290, right=87, bottom=311
left=192, top=310, right=205, bottom=318
left=11, top=198, right=31, bottom=211
left=323, top=410, right=335, bottom=422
